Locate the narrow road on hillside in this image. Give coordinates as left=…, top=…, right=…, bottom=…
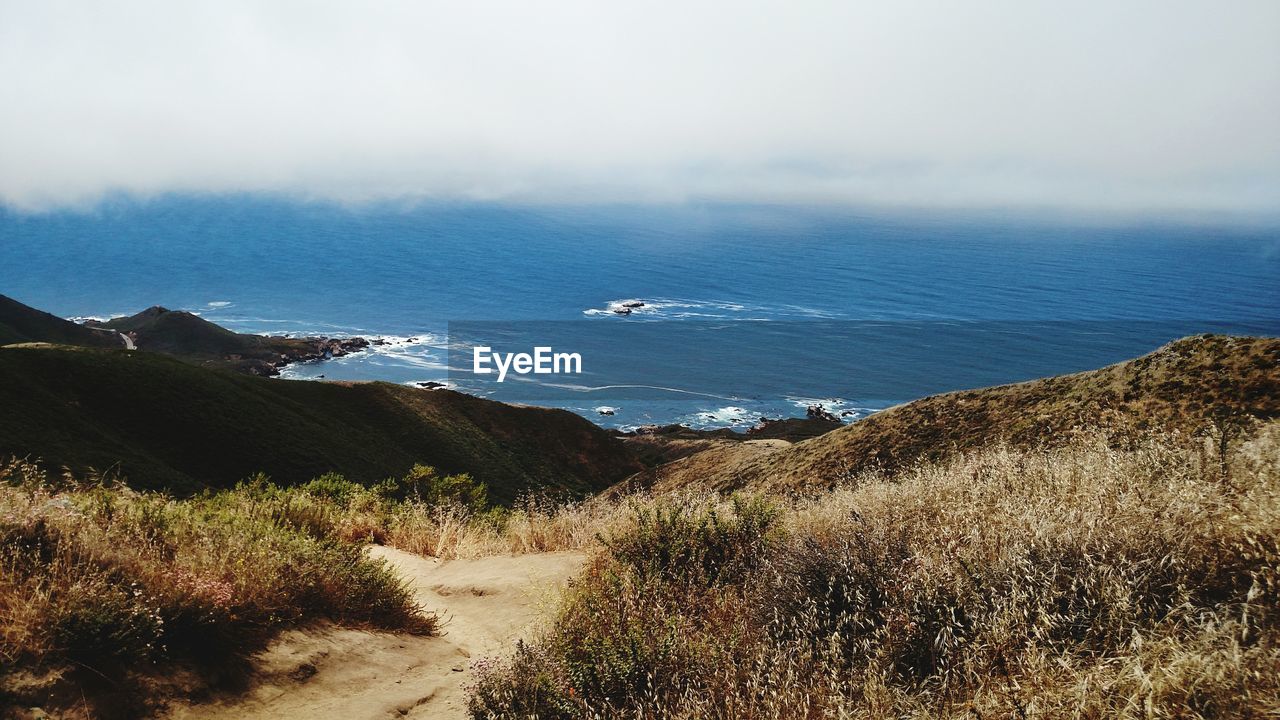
left=165, top=547, right=585, bottom=720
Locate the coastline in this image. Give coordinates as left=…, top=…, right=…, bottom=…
left=255, top=335, right=372, bottom=376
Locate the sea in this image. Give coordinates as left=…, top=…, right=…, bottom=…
left=3, top=196, right=1277, bottom=430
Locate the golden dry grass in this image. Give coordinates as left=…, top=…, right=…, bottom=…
left=0, top=462, right=435, bottom=718
left=5, top=422, right=1276, bottom=718
left=468, top=425, right=1280, bottom=718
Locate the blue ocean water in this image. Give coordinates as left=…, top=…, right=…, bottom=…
left=2, top=196, right=1277, bottom=429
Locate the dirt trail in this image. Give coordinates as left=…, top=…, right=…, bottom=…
left=165, top=547, right=585, bottom=720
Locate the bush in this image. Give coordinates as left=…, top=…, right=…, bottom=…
left=601, top=494, right=778, bottom=585
left=469, top=641, right=583, bottom=720
left=471, top=494, right=776, bottom=715
left=298, top=472, right=366, bottom=506
left=394, top=464, right=488, bottom=510
left=52, top=579, right=165, bottom=668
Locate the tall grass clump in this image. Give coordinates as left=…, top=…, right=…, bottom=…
left=239, top=464, right=614, bottom=560
left=379, top=489, right=625, bottom=560
left=0, top=461, right=435, bottom=717
left=470, top=491, right=779, bottom=717
left=469, top=427, right=1280, bottom=718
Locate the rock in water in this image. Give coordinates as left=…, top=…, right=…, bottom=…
left=806, top=404, right=840, bottom=423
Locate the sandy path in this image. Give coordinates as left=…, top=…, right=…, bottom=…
left=165, top=547, right=585, bottom=720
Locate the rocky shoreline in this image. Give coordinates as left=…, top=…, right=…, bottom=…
left=249, top=336, right=372, bottom=376
left=619, top=404, right=846, bottom=443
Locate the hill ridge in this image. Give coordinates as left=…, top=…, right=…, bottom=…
left=0, top=344, right=641, bottom=499
left=0, top=293, right=125, bottom=349
left=633, top=334, right=1280, bottom=493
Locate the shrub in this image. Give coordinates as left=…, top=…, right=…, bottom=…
left=471, top=494, right=776, bottom=715
left=600, top=493, right=778, bottom=586
left=52, top=578, right=165, bottom=668
left=395, top=464, right=489, bottom=510
left=469, top=641, right=584, bottom=720
left=298, top=472, right=367, bottom=506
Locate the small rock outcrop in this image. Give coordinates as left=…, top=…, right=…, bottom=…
left=806, top=404, right=841, bottom=423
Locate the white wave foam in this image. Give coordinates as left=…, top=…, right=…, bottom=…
left=690, top=406, right=753, bottom=426
left=583, top=297, right=838, bottom=320
left=205, top=300, right=233, bottom=308
left=532, top=381, right=741, bottom=401
left=277, top=333, right=447, bottom=379
left=347, top=335, right=446, bottom=370
left=785, top=396, right=875, bottom=421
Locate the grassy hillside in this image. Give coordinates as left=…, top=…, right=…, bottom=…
left=0, top=296, right=352, bottom=375
left=471, top=428, right=1280, bottom=718
left=8, top=429, right=1277, bottom=718
left=640, top=334, right=1280, bottom=492
left=0, top=345, right=640, bottom=499
left=0, top=294, right=123, bottom=349
left=4, top=353, right=1276, bottom=717
left=94, top=305, right=301, bottom=357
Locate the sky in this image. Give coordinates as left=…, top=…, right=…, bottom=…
left=1, top=0, right=1278, bottom=214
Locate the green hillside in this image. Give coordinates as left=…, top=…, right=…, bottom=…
left=92, top=305, right=313, bottom=357
left=90, top=305, right=366, bottom=374
left=0, top=294, right=124, bottom=348
left=0, top=344, right=640, bottom=499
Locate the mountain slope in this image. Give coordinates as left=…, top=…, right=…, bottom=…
left=639, top=334, right=1280, bottom=492
left=0, top=345, right=640, bottom=499
left=91, top=305, right=367, bottom=374
left=0, top=293, right=124, bottom=348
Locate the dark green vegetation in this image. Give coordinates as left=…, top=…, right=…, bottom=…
left=90, top=305, right=300, bottom=359
left=0, top=295, right=639, bottom=500
left=641, top=334, right=1280, bottom=492
left=0, top=294, right=123, bottom=349
left=0, top=344, right=640, bottom=499
left=0, top=460, right=440, bottom=719
left=1, top=294, right=366, bottom=375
